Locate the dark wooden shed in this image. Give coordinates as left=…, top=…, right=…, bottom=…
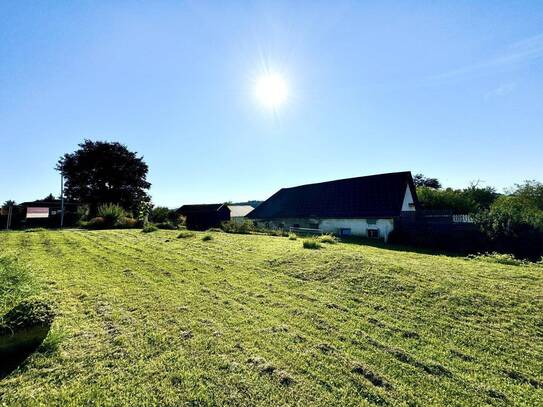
left=177, top=204, right=230, bottom=230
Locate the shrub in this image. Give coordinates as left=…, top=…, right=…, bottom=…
left=303, top=239, right=321, bottom=249
left=97, top=204, right=127, bottom=225
left=221, top=220, right=254, bottom=234
left=86, top=217, right=106, bottom=229
left=202, top=234, right=213, bottom=241
left=115, top=217, right=138, bottom=229
left=288, top=233, right=297, bottom=240
left=177, top=231, right=194, bottom=239
left=319, top=234, right=337, bottom=244
left=142, top=224, right=158, bottom=233
left=149, top=207, right=172, bottom=224
left=156, top=222, right=177, bottom=230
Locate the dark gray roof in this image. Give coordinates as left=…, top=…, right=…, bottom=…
left=177, top=204, right=228, bottom=215
left=247, top=171, right=418, bottom=219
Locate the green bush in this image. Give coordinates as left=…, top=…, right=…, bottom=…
left=86, top=217, right=106, bottom=229
left=97, top=203, right=127, bottom=225
left=202, top=234, right=213, bottom=241
left=177, top=231, right=194, bottom=239
left=288, top=233, right=297, bottom=240
left=221, top=220, right=254, bottom=234
left=303, top=239, right=321, bottom=250
left=319, top=234, right=337, bottom=244
left=115, top=217, right=138, bottom=229
left=149, top=207, right=172, bottom=224
left=141, top=224, right=158, bottom=233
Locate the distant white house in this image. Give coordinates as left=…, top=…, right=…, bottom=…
left=247, top=171, right=419, bottom=242
left=227, top=205, right=254, bottom=223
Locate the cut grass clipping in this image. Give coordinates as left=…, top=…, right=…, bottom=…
left=303, top=239, right=321, bottom=249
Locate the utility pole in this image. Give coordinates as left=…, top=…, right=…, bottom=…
left=60, top=169, right=65, bottom=228
left=6, top=205, right=12, bottom=230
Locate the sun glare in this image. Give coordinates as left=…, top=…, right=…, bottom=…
left=254, top=72, right=288, bottom=109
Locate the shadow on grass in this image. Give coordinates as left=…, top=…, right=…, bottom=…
left=0, top=325, right=51, bottom=379
left=338, top=237, right=466, bottom=258
left=0, top=300, right=54, bottom=380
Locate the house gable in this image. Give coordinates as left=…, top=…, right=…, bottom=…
left=248, top=171, right=418, bottom=220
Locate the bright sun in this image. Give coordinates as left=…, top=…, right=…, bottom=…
left=254, top=72, right=288, bottom=109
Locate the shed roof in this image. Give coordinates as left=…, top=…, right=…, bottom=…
left=177, top=204, right=228, bottom=215
left=227, top=205, right=254, bottom=218
left=247, top=171, right=418, bottom=219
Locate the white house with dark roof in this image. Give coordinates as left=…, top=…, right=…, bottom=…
left=247, top=171, right=419, bottom=241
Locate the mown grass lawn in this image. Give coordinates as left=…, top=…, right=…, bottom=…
left=0, top=229, right=542, bottom=406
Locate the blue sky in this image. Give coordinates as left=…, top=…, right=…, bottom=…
left=1, top=1, right=542, bottom=207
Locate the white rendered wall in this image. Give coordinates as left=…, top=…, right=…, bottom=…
left=401, top=185, right=416, bottom=211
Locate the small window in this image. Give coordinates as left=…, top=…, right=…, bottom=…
left=367, top=229, right=379, bottom=239
left=340, top=228, right=351, bottom=237
left=367, top=219, right=377, bottom=225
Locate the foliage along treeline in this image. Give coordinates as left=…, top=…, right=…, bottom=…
left=414, top=174, right=543, bottom=259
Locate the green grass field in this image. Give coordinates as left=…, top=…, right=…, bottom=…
left=1, top=229, right=542, bottom=406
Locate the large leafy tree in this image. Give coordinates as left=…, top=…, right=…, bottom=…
left=413, top=173, right=442, bottom=189
left=57, top=140, right=151, bottom=215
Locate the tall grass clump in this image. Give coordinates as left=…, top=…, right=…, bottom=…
left=319, top=234, right=337, bottom=244
left=177, top=231, right=194, bottom=239
left=288, top=233, right=297, bottom=240
left=0, top=255, right=36, bottom=315
left=97, top=203, right=127, bottom=225
left=202, top=234, right=213, bottom=241
left=303, top=239, right=321, bottom=250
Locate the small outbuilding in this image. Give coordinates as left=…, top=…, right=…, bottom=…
left=177, top=204, right=230, bottom=230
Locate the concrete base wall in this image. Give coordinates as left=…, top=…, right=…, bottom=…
left=254, top=217, right=395, bottom=241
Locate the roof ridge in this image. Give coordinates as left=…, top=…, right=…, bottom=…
left=282, top=171, right=411, bottom=190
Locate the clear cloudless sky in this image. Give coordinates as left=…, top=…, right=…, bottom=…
left=1, top=1, right=542, bottom=207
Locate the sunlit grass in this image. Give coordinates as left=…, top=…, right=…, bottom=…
left=0, top=229, right=541, bottom=405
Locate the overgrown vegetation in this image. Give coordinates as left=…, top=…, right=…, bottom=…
left=319, top=234, right=337, bottom=244
left=0, top=230, right=541, bottom=405
left=302, top=239, right=321, bottom=249
left=0, top=255, right=36, bottom=315
left=221, top=220, right=255, bottom=234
